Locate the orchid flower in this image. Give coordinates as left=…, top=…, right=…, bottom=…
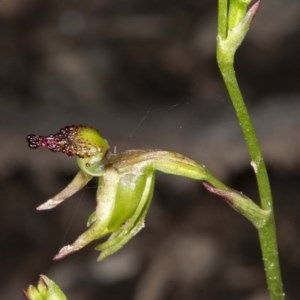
left=27, top=125, right=267, bottom=261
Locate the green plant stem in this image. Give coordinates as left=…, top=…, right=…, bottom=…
left=218, top=57, right=284, bottom=300
left=216, top=1, right=284, bottom=299
left=218, top=0, right=228, bottom=39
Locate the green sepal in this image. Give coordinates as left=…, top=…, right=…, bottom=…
left=95, top=173, right=155, bottom=260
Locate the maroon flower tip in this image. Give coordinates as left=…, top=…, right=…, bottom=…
left=26, top=125, right=108, bottom=158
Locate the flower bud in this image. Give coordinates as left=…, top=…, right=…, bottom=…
left=24, top=275, right=67, bottom=300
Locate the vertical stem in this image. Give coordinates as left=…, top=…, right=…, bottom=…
left=217, top=57, right=284, bottom=300
left=217, top=56, right=271, bottom=211
left=218, top=0, right=228, bottom=39
left=216, top=1, right=284, bottom=299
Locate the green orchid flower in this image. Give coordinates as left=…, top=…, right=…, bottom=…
left=27, top=125, right=268, bottom=261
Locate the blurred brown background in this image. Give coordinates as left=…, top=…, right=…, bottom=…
left=0, top=0, right=300, bottom=299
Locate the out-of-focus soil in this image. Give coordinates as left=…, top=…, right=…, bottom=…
left=0, top=0, right=300, bottom=299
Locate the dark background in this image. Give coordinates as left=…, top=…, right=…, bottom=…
left=0, top=0, right=300, bottom=299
